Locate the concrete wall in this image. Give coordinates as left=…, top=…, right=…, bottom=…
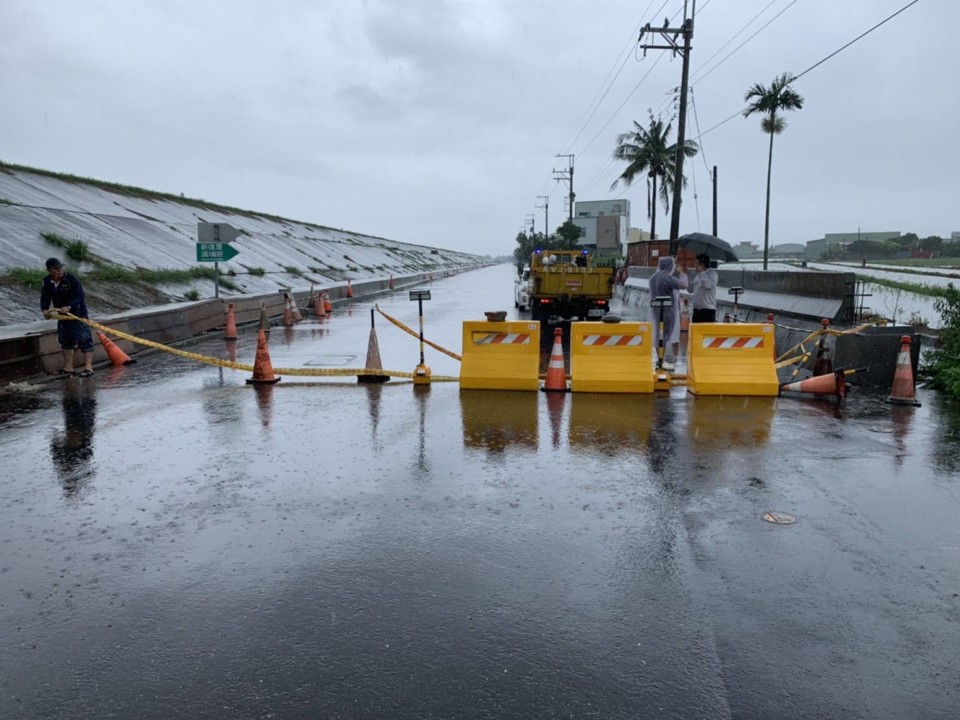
left=0, top=270, right=443, bottom=382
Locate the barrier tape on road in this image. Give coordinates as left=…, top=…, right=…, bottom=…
left=375, top=305, right=462, bottom=361
left=50, top=312, right=459, bottom=382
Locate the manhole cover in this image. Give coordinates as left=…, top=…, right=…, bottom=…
left=762, top=511, right=797, bottom=525
left=867, top=426, right=893, bottom=433
left=305, top=354, right=357, bottom=367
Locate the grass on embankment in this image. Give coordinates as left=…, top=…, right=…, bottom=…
left=856, top=275, right=951, bottom=298
left=1, top=265, right=239, bottom=290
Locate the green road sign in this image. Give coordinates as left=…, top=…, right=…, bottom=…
left=196, top=242, right=239, bottom=262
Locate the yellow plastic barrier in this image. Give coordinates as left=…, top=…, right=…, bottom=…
left=687, top=323, right=779, bottom=396
left=460, top=321, right=540, bottom=391
left=569, top=321, right=654, bottom=393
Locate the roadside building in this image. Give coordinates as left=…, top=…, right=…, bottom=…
left=572, top=199, right=630, bottom=258
left=770, top=242, right=805, bottom=259
left=806, top=231, right=900, bottom=259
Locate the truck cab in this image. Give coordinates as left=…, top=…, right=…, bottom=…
left=514, top=265, right=531, bottom=311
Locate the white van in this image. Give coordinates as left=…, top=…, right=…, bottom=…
left=514, top=265, right=530, bottom=311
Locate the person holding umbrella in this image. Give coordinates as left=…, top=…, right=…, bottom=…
left=648, top=256, right=688, bottom=370
left=690, top=253, right=718, bottom=323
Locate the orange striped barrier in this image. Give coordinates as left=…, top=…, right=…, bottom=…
left=460, top=320, right=539, bottom=391
left=570, top=321, right=654, bottom=393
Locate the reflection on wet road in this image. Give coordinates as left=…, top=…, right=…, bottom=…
left=0, top=265, right=958, bottom=719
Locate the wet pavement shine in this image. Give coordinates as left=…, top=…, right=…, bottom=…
left=1, top=265, right=959, bottom=719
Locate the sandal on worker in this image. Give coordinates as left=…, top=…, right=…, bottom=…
left=50, top=369, right=75, bottom=377
left=77, top=369, right=94, bottom=377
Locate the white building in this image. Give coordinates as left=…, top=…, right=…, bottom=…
left=572, top=199, right=630, bottom=258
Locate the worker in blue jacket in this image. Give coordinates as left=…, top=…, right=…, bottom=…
left=40, top=257, right=95, bottom=376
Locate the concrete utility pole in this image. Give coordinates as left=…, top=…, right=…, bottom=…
left=638, top=0, right=695, bottom=253
left=553, top=154, right=575, bottom=225
left=536, top=195, right=549, bottom=242
left=526, top=214, right=536, bottom=238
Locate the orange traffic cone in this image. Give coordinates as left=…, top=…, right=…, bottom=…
left=224, top=302, right=239, bottom=340
left=542, top=327, right=569, bottom=392
left=358, top=310, right=389, bottom=383
left=780, top=368, right=845, bottom=399
left=97, top=331, right=136, bottom=366
left=245, top=329, right=281, bottom=384
left=282, top=296, right=295, bottom=327
left=323, top=292, right=332, bottom=314
left=315, top=290, right=327, bottom=318
left=886, top=335, right=921, bottom=406
left=389, top=275, right=395, bottom=290
left=290, top=295, right=302, bottom=323
left=346, top=280, right=354, bottom=299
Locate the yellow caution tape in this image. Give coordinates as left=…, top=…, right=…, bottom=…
left=50, top=312, right=459, bottom=382
left=375, top=305, right=462, bottom=361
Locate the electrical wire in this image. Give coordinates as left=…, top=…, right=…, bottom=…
left=693, top=0, right=799, bottom=85
left=561, top=0, right=662, bottom=154
left=693, top=0, right=921, bottom=142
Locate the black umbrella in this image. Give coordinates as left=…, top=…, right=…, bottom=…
left=677, top=232, right=739, bottom=262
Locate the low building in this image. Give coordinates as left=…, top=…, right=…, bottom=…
left=770, top=243, right=805, bottom=259
left=572, top=199, right=630, bottom=258
left=806, top=231, right=900, bottom=259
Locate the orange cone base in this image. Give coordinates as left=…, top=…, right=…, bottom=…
left=246, top=376, right=281, bottom=385
left=358, top=373, right=390, bottom=384
left=885, top=394, right=920, bottom=407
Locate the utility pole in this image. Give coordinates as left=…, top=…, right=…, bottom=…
left=553, top=154, right=575, bottom=225
left=638, top=0, right=695, bottom=253
left=712, top=166, right=718, bottom=237
left=536, top=195, right=550, bottom=243
left=526, top=214, right=536, bottom=238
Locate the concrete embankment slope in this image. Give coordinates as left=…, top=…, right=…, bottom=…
left=0, top=163, right=487, bottom=381
left=0, top=163, right=486, bottom=325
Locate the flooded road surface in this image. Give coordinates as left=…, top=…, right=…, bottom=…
left=1, top=265, right=959, bottom=719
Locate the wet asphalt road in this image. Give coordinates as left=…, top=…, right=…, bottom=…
left=1, top=265, right=959, bottom=719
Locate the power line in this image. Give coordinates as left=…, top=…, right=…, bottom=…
left=689, top=0, right=781, bottom=82
left=693, top=0, right=799, bottom=85
left=694, top=0, right=921, bottom=142
left=561, top=0, right=662, bottom=153
left=791, top=0, right=920, bottom=83
left=574, top=53, right=666, bottom=158
left=689, top=87, right=711, bottom=173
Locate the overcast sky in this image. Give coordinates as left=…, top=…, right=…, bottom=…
left=1, top=0, right=955, bottom=256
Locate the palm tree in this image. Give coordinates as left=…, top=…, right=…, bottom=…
left=610, top=114, right=698, bottom=242
left=743, top=73, right=804, bottom=270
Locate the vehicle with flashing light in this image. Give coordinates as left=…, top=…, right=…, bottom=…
left=527, top=248, right=613, bottom=323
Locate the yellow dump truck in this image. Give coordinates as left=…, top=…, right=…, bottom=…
left=527, top=249, right=614, bottom=323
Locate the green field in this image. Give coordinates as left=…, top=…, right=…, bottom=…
left=869, top=257, right=960, bottom=268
